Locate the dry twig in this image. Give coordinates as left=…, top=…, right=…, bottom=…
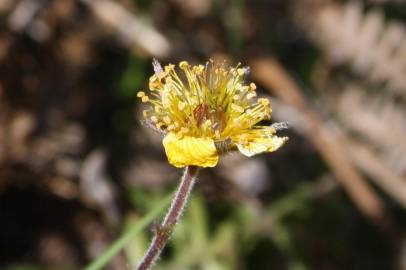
left=270, top=97, right=406, bottom=209
left=345, top=138, right=406, bottom=208
left=80, top=0, right=170, bottom=58
left=250, top=57, right=388, bottom=225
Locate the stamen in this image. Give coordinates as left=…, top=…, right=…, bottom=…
left=215, top=130, right=221, bottom=139
left=180, top=127, right=189, bottom=134
left=246, top=92, right=256, bottom=99
left=163, top=116, right=172, bottom=124
left=237, top=68, right=245, bottom=76
left=231, top=104, right=244, bottom=113
left=178, top=102, right=186, bottom=110
left=151, top=116, right=158, bottom=123
left=203, top=119, right=212, bottom=127
left=240, top=86, right=249, bottom=92
left=259, top=98, right=270, bottom=106
left=142, top=96, right=149, bottom=103
left=179, top=61, right=189, bottom=69
left=164, top=64, right=175, bottom=72
left=193, top=65, right=205, bottom=74
left=155, top=106, right=162, bottom=113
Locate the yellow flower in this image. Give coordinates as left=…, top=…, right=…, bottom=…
left=138, top=60, right=288, bottom=168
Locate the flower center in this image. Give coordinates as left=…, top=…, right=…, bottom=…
left=193, top=103, right=226, bottom=133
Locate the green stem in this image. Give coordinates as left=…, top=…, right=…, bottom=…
left=83, top=192, right=173, bottom=270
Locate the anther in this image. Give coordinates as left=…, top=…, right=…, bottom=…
left=178, top=102, right=186, bottom=110
left=247, top=92, right=257, bottom=99
left=155, top=106, right=162, bottom=113
left=237, top=68, right=245, bottom=76
left=163, top=116, right=171, bottom=124
left=142, top=96, right=149, bottom=103
left=151, top=116, right=158, bottom=123
left=164, top=64, right=175, bottom=72
left=179, top=61, right=189, bottom=69
left=259, top=98, right=270, bottom=106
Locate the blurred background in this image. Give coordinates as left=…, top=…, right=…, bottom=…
left=0, top=0, right=405, bottom=269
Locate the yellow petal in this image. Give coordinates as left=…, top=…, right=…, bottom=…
left=162, top=133, right=219, bottom=168
left=236, top=136, right=288, bottom=157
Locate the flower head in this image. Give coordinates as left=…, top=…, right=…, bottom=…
left=138, top=60, right=288, bottom=168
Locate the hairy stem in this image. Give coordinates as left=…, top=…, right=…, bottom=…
left=136, top=166, right=199, bottom=270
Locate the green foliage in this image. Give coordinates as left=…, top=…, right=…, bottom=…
left=83, top=192, right=173, bottom=270
left=117, top=57, right=147, bottom=100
